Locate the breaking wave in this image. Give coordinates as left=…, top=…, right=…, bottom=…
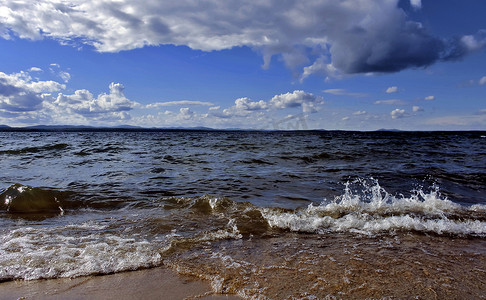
left=1, top=179, right=484, bottom=282
left=0, top=184, right=72, bottom=219
left=0, top=224, right=164, bottom=281
left=262, top=179, right=486, bottom=236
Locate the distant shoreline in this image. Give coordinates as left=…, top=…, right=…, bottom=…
left=0, top=125, right=485, bottom=133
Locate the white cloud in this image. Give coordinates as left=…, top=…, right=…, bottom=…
left=59, top=71, right=71, bottom=83
left=270, top=90, right=324, bottom=113
left=234, top=97, right=268, bottom=111
left=323, top=89, right=367, bottom=97
left=460, top=34, right=486, bottom=52
left=412, top=105, right=423, bottom=112
left=391, top=108, right=406, bottom=119
left=424, top=95, right=435, bottom=101
left=178, top=107, right=195, bottom=120
left=0, top=71, right=65, bottom=112
left=146, top=100, right=214, bottom=109
left=205, top=90, right=322, bottom=127
left=386, top=86, right=398, bottom=93
left=300, top=57, right=340, bottom=81
left=29, top=67, right=43, bottom=72
left=217, top=97, right=269, bottom=118
left=48, top=63, right=71, bottom=83
left=410, top=0, right=422, bottom=9
left=0, top=68, right=325, bottom=128
left=374, top=99, right=406, bottom=105
left=1, top=0, right=483, bottom=79
left=479, top=76, right=486, bottom=85
left=53, top=83, right=136, bottom=115
left=353, top=110, right=367, bottom=115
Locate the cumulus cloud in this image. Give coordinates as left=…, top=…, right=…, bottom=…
left=53, top=83, right=136, bottom=115
left=234, top=97, right=268, bottom=111
left=206, top=90, right=322, bottom=125
left=1, top=0, right=484, bottom=78
left=0, top=71, right=65, bottom=112
left=178, top=107, right=195, bottom=120
left=0, top=66, right=323, bottom=128
left=424, top=95, right=435, bottom=101
left=0, top=69, right=141, bottom=125
left=386, top=86, right=398, bottom=94
left=391, top=108, right=406, bottom=119
left=270, top=90, right=324, bottom=113
left=215, top=97, right=269, bottom=118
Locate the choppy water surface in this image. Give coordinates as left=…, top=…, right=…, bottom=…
left=1, top=130, right=485, bottom=298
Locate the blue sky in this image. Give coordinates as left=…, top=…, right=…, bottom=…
left=0, top=0, right=485, bottom=130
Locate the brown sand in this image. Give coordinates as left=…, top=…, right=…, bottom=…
left=0, top=267, right=240, bottom=300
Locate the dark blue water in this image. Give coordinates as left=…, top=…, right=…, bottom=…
left=1, top=130, right=485, bottom=298
left=1, top=131, right=485, bottom=206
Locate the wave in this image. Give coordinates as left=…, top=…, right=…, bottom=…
left=1, top=180, right=485, bottom=282
left=0, top=143, right=69, bottom=155
left=2, top=181, right=485, bottom=235
left=0, top=184, right=138, bottom=218
left=261, top=179, right=486, bottom=236
left=158, top=181, right=486, bottom=237
left=0, top=184, right=71, bottom=219
left=0, top=180, right=486, bottom=281
left=0, top=225, right=163, bottom=281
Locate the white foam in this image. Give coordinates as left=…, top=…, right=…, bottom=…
left=197, top=218, right=243, bottom=241
left=0, top=225, right=164, bottom=281
left=261, top=180, right=486, bottom=236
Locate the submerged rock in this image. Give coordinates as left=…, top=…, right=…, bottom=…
left=1, top=184, right=65, bottom=218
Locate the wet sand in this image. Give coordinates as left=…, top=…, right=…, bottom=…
left=0, top=267, right=240, bottom=300
left=1, top=235, right=485, bottom=299
left=166, top=233, right=486, bottom=299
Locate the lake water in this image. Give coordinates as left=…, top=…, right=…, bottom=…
left=1, top=130, right=485, bottom=298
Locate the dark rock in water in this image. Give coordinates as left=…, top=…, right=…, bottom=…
left=1, top=184, right=65, bottom=218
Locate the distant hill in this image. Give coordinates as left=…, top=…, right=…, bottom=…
left=375, top=128, right=403, bottom=132
left=0, top=124, right=219, bottom=132
left=113, top=125, right=143, bottom=129
left=25, top=125, right=94, bottom=130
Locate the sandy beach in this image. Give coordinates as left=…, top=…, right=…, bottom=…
left=0, top=267, right=240, bottom=300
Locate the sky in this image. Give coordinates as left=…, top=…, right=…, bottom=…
left=0, top=0, right=485, bottom=130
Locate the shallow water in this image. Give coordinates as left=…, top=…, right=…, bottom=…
left=1, top=130, right=485, bottom=298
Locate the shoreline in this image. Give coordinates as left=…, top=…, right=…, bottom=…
left=0, top=267, right=240, bottom=300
